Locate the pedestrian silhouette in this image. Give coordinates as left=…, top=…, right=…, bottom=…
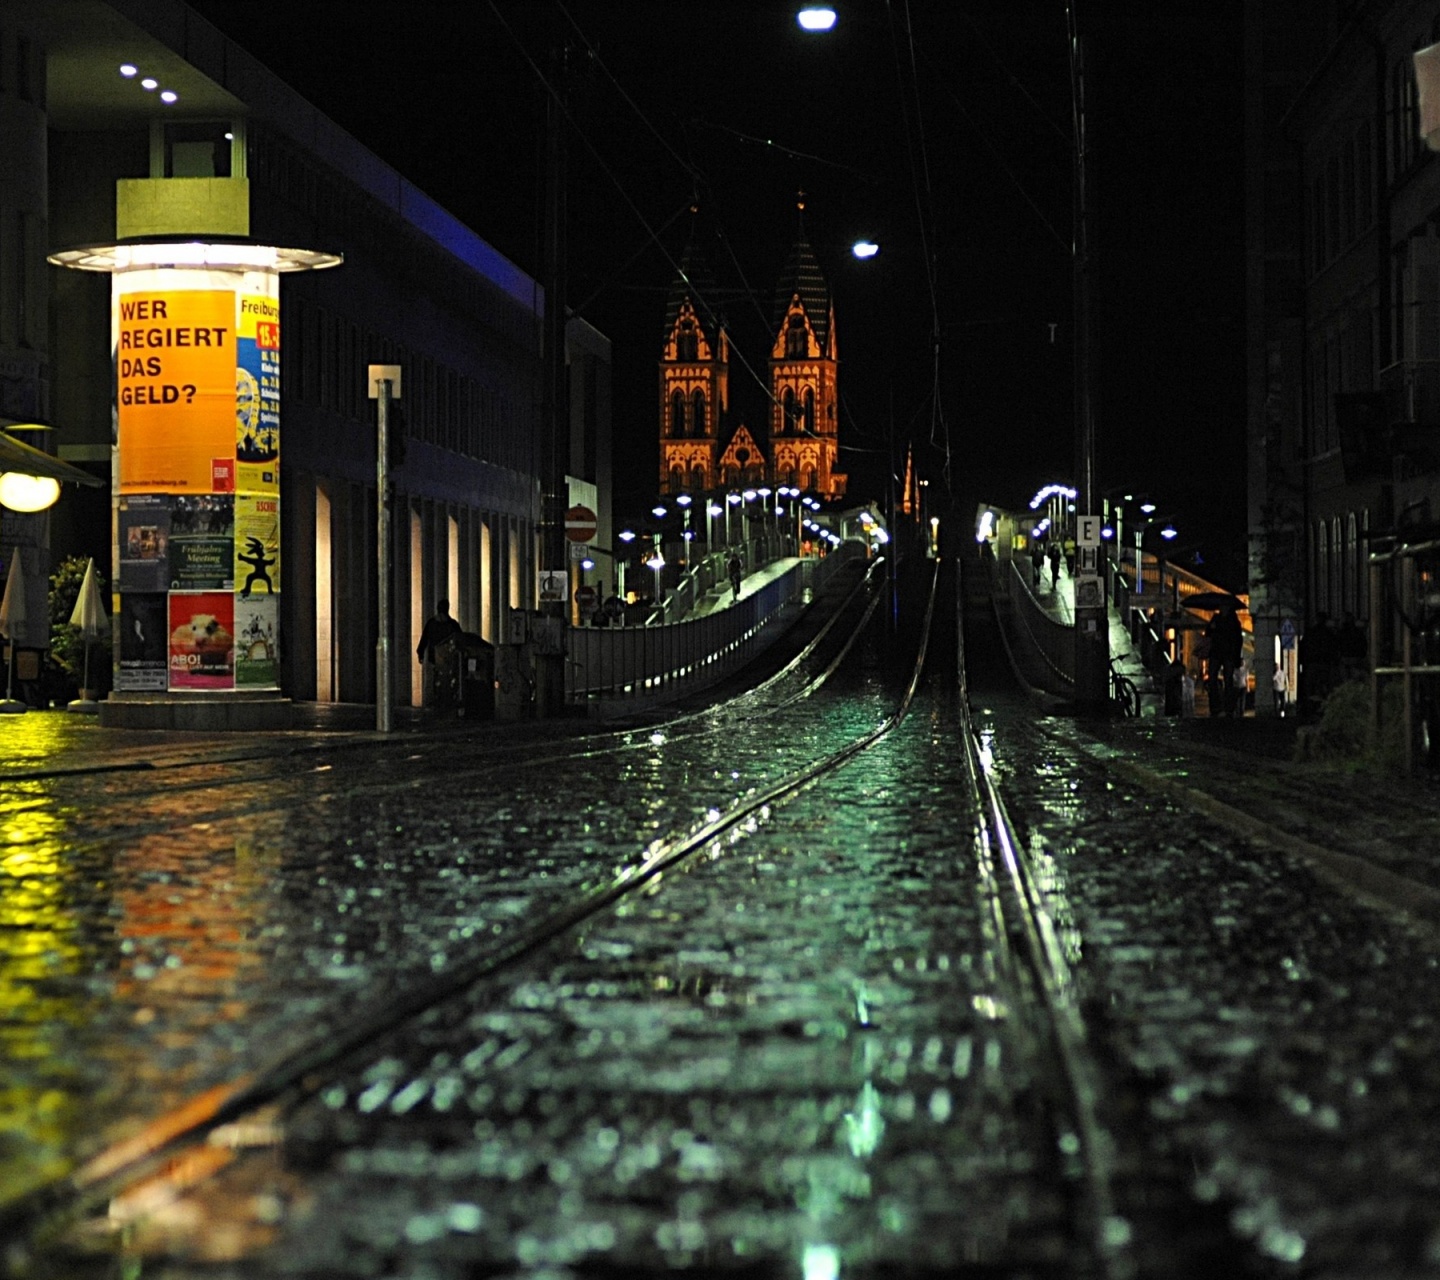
left=728, top=552, right=742, bottom=600
left=416, top=598, right=461, bottom=664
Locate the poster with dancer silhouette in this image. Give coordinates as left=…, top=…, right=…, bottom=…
left=117, top=593, right=167, bottom=691
left=234, top=495, right=280, bottom=597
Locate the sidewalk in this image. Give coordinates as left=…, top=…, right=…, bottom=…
left=689, top=557, right=800, bottom=618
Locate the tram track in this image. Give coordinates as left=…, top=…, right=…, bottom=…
left=0, top=565, right=884, bottom=849
left=4, top=554, right=1240, bottom=1278
left=0, top=562, right=904, bottom=1271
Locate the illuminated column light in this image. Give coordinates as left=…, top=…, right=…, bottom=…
left=49, top=239, right=340, bottom=699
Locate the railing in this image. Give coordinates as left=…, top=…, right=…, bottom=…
left=568, top=543, right=865, bottom=709
left=652, top=534, right=795, bottom=624
left=1003, top=558, right=1075, bottom=694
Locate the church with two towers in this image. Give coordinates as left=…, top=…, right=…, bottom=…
left=657, top=206, right=847, bottom=501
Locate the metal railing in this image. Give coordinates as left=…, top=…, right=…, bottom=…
left=1003, top=558, right=1076, bottom=694
left=568, top=543, right=865, bottom=709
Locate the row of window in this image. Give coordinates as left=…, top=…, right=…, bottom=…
left=667, top=388, right=708, bottom=438
left=1308, top=314, right=1374, bottom=455
left=249, top=125, right=537, bottom=355
left=283, top=298, right=527, bottom=472
left=1307, top=17, right=1440, bottom=281
left=1313, top=508, right=1370, bottom=621
left=0, top=28, right=43, bottom=105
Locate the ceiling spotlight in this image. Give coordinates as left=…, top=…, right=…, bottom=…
left=119, top=63, right=138, bottom=77
left=160, top=90, right=178, bottom=104
left=140, top=77, right=158, bottom=90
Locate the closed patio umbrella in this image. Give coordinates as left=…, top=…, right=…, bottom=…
left=67, top=557, right=108, bottom=714
left=0, top=548, right=28, bottom=713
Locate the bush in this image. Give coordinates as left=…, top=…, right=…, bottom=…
left=1298, top=677, right=1405, bottom=772
left=49, top=556, right=111, bottom=695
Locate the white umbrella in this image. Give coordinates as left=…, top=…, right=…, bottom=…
left=67, top=557, right=107, bottom=714
left=0, top=548, right=28, bottom=713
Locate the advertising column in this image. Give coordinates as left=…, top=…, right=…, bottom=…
left=113, top=269, right=282, bottom=695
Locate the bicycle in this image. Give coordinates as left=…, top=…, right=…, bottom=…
left=1109, top=656, right=1140, bottom=718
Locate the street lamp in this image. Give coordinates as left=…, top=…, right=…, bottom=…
left=726, top=491, right=742, bottom=546
left=706, top=500, right=722, bottom=551
left=797, top=5, right=837, bottom=30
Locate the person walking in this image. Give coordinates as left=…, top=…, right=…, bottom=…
left=1272, top=661, right=1288, bottom=716
left=1046, top=543, right=1061, bottom=589
left=1206, top=601, right=1243, bottom=718
left=728, top=552, right=743, bottom=601
left=417, top=598, right=461, bottom=664
left=1030, top=543, right=1045, bottom=588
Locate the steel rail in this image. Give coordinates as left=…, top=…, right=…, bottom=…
left=2, top=558, right=933, bottom=1264
left=0, top=564, right=883, bottom=855
left=3, top=562, right=880, bottom=797
left=953, top=555, right=1133, bottom=1280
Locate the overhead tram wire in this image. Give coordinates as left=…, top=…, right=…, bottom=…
left=488, top=0, right=793, bottom=423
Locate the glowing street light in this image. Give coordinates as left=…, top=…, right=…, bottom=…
left=797, top=6, right=838, bottom=31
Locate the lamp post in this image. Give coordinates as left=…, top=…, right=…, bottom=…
left=726, top=491, right=742, bottom=546
left=369, top=365, right=401, bottom=733
left=706, top=500, right=722, bottom=554
left=618, top=528, right=636, bottom=600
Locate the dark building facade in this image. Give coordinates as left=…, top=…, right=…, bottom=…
left=1246, top=0, right=1440, bottom=711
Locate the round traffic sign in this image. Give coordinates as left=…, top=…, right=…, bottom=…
left=565, top=504, right=598, bottom=542
left=575, top=584, right=598, bottom=608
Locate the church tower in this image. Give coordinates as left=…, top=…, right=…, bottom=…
left=658, top=235, right=729, bottom=495
left=769, top=200, right=845, bottom=498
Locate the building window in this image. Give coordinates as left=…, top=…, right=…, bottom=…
left=804, top=388, right=816, bottom=434
left=677, top=319, right=698, bottom=362
left=786, top=314, right=807, bottom=358
left=691, top=389, right=705, bottom=436
left=670, top=389, right=685, bottom=437
left=782, top=388, right=796, bottom=432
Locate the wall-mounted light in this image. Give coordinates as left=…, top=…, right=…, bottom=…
left=0, top=472, right=61, bottom=512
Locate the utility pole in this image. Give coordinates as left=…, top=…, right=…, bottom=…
left=534, top=34, right=570, bottom=717
left=1068, top=1, right=1110, bottom=708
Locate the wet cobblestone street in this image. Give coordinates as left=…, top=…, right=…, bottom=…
left=7, top=562, right=1440, bottom=1277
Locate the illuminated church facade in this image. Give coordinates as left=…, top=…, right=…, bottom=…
left=658, top=212, right=846, bottom=500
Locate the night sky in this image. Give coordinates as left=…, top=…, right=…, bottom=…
left=184, top=0, right=1247, bottom=584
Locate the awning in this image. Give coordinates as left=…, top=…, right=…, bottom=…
left=0, top=427, right=105, bottom=488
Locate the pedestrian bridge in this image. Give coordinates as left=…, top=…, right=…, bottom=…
left=979, top=502, right=1253, bottom=715
left=565, top=544, right=866, bottom=715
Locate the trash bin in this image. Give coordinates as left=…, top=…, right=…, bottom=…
left=424, top=636, right=461, bottom=710
left=459, top=632, right=495, bottom=719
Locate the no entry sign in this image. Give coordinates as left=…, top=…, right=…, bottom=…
left=565, top=504, right=597, bottom=542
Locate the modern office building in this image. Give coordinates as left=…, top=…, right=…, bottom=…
left=0, top=0, right=610, bottom=718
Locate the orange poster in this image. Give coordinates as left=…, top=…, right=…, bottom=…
left=117, top=290, right=235, bottom=494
